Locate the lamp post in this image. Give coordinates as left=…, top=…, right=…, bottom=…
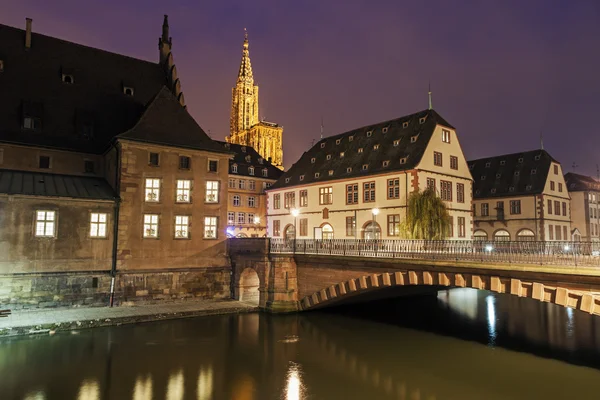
left=371, top=208, right=380, bottom=240
left=291, top=208, right=299, bottom=253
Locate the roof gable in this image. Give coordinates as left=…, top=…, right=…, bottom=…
left=564, top=172, right=600, bottom=192
left=270, top=109, right=453, bottom=190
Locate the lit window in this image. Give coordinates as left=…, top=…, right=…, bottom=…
left=373, top=144, right=380, bottom=150
left=248, top=166, right=255, bottom=176
left=145, top=179, right=160, bottom=202
left=174, top=216, right=189, bottom=238
left=233, top=195, right=241, bottom=207
left=328, top=170, right=334, bottom=176
left=90, top=213, right=108, bottom=238
left=442, top=129, right=450, bottom=143
left=143, top=214, right=159, bottom=238
left=393, top=140, right=400, bottom=147
left=248, top=196, right=256, bottom=207
left=174, top=180, right=191, bottom=203
left=227, top=212, right=235, bottom=224
left=206, top=181, right=219, bottom=203
left=340, top=152, right=345, bottom=158
left=358, top=148, right=364, bottom=153
left=319, top=187, right=333, bottom=205
left=35, top=210, right=56, bottom=237
left=262, top=168, right=268, bottom=177
left=204, top=217, right=218, bottom=238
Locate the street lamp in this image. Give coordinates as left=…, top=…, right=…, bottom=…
left=291, top=208, right=299, bottom=253
left=371, top=208, right=380, bottom=240
left=254, top=216, right=260, bottom=225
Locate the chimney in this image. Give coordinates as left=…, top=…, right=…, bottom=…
left=25, top=18, right=32, bottom=49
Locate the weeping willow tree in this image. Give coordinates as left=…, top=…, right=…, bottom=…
left=403, top=187, right=452, bottom=240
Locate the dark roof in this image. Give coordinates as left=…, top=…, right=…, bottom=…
left=118, top=87, right=228, bottom=154
left=468, top=149, right=557, bottom=199
left=270, top=109, right=454, bottom=190
left=564, top=172, right=600, bottom=192
left=214, top=141, right=284, bottom=180
left=0, top=22, right=167, bottom=153
left=0, top=169, right=116, bottom=200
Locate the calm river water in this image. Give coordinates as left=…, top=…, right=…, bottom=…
left=2, top=288, right=600, bottom=399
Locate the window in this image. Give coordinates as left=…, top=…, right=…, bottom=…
left=548, top=224, right=554, bottom=240
left=248, top=167, right=254, bottom=176
left=311, top=158, right=316, bottom=163
left=336, top=139, right=342, bottom=145
left=366, top=131, right=372, bottom=137
left=458, top=217, right=466, bottom=238
left=550, top=181, right=555, bottom=191
left=328, top=170, right=334, bottom=176
left=273, top=194, right=281, bottom=209
left=227, top=212, right=235, bottom=224
left=273, top=220, right=281, bottom=236
left=84, top=160, right=95, bottom=173
left=387, top=214, right=400, bottom=236
left=450, top=156, right=458, bottom=170
left=558, top=183, right=563, bottom=193
left=340, top=152, right=345, bottom=158
left=563, top=225, right=568, bottom=240
left=90, top=213, right=108, bottom=238
left=208, top=160, right=218, bottom=172
left=299, top=176, right=304, bottom=182
left=237, top=213, right=246, bottom=224
left=433, top=151, right=442, bottom=167
left=562, top=202, right=567, bottom=216
left=361, top=164, right=368, bottom=171
left=426, top=178, right=436, bottom=191
left=241, top=147, right=247, bottom=153
left=518, top=157, right=524, bottom=163
left=346, top=183, right=359, bottom=205
left=363, top=182, right=376, bottom=202
left=233, top=195, right=241, bottom=207
left=555, top=225, right=562, bottom=241
left=349, top=136, right=354, bottom=142
left=554, top=200, right=560, bottom=216
left=382, top=160, right=390, bottom=167
left=448, top=216, right=454, bottom=237
left=319, top=187, right=333, bottom=205
left=321, top=143, right=326, bottom=148
left=346, top=216, right=356, bottom=237
left=248, top=213, right=255, bottom=224
left=143, top=214, right=159, bottom=238
left=284, top=192, right=295, bottom=209
left=39, top=156, right=50, bottom=169
left=500, top=160, right=506, bottom=165
left=419, top=117, right=427, bottom=124
left=393, top=140, right=400, bottom=147
left=388, top=178, right=400, bottom=199
left=123, top=86, right=134, bottom=96
left=228, top=179, right=236, bottom=189
left=262, top=169, right=268, bottom=177
left=403, top=121, right=409, bottom=128
left=554, top=165, right=559, bottom=175
left=358, top=148, right=364, bottom=153
left=249, top=180, right=256, bottom=190
left=440, top=181, right=452, bottom=201
left=173, top=180, right=190, bottom=203
left=382, top=127, right=389, bottom=133
left=145, top=179, right=160, bottom=202
left=457, top=183, right=465, bottom=203
left=0, top=60, right=3, bottom=72
left=179, top=156, right=190, bottom=170
left=410, top=135, right=418, bottom=143
left=204, top=217, right=218, bottom=238
left=206, top=181, right=219, bottom=203
left=299, top=218, right=308, bottom=236
left=442, top=129, right=450, bottom=143
left=400, top=157, right=408, bottom=164
left=485, top=162, right=491, bottom=168
left=547, top=199, right=552, bottom=214
left=149, top=152, right=159, bottom=166
left=248, top=196, right=256, bottom=208
left=373, top=144, right=380, bottom=150
left=482, top=203, right=489, bottom=216
left=174, top=216, right=190, bottom=239
left=35, top=210, right=56, bottom=237
left=231, top=164, right=238, bottom=173
left=238, top=180, right=246, bottom=190
left=326, top=154, right=332, bottom=160
left=347, top=167, right=352, bottom=173
left=510, top=200, right=521, bottom=215
left=300, top=190, right=308, bottom=207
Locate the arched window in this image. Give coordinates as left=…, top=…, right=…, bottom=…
left=362, top=221, right=381, bottom=240
left=493, top=229, right=511, bottom=242
left=322, top=224, right=334, bottom=240
left=473, top=230, right=488, bottom=241
left=284, top=224, right=295, bottom=241
left=516, top=229, right=535, bottom=241
left=236, top=233, right=248, bottom=238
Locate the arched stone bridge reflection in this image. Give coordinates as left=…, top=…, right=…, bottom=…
left=228, top=238, right=600, bottom=315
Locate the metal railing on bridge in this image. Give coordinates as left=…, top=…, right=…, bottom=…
left=270, top=239, right=600, bottom=267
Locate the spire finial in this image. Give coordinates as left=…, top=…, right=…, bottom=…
left=162, top=14, right=170, bottom=43
left=428, top=81, right=433, bottom=110
left=540, top=131, right=544, bottom=150
left=320, top=116, right=324, bottom=139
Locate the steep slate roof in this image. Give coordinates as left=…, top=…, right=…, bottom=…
left=0, top=22, right=167, bottom=153
left=118, top=87, right=229, bottom=154
left=565, top=172, right=600, bottom=192
left=270, top=109, right=453, bottom=190
left=0, top=169, right=116, bottom=200
left=468, top=149, right=557, bottom=199
left=214, top=141, right=283, bottom=180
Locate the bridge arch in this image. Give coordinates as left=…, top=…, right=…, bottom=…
left=298, top=270, right=600, bottom=316
left=236, top=267, right=261, bottom=305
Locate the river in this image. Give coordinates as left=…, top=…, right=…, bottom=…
left=2, top=288, right=600, bottom=399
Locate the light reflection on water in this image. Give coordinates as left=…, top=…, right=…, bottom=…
left=486, top=294, right=497, bottom=345
left=77, top=379, right=100, bottom=400
left=166, top=370, right=184, bottom=400
left=133, top=375, right=152, bottom=400
left=283, top=362, right=304, bottom=400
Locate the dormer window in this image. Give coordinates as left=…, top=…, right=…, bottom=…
left=399, top=157, right=408, bottom=164
left=496, top=173, right=501, bottom=178
left=326, top=154, right=332, bottom=160
left=469, top=164, right=474, bottom=170
left=410, top=134, right=419, bottom=143
left=224, top=143, right=230, bottom=149
left=340, top=152, right=345, bottom=158
left=514, top=171, right=520, bottom=176
left=311, top=157, right=316, bottom=163
left=258, top=158, right=263, bottom=164
left=442, top=129, right=450, bottom=143
left=358, top=148, right=364, bottom=153
left=336, top=139, right=341, bottom=145
left=320, top=143, right=326, bottom=148
left=481, top=176, right=486, bottom=180
left=362, top=164, right=369, bottom=171
left=526, top=185, right=532, bottom=191
left=23, top=116, right=41, bottom=131
left=393, top=139, right=400, bottom=146
left=476, top=189, right=481, bottom=195
left=348, top=136, right=354, bottom=142
left=491, top=188, right=496, bottom=194
left=419, top=116, right=427, bottom=124
left=245, top=155, right=251, bottom=162
left=366, top=130, right=372, bottom=137
left=382, top=127, right=389, bottom=133
left=382, top=160, right=390, bottom=167
left=534, top=154, right=541, bottom=161
left=485, top=162, right=491, bottom=168
left=402, top=121, right=409, bottom=129
left=518, top=157, right=524, bottom=163
left=248, top=166, right=255, bottom=176
left=300, top=175, right=304, bottom=181
left=347, top=167, right=352, bottom=173
left=262, top=168, right=268, bottom=177
left=231, top=164, right=238, bottom=173
left=328, top=170, right=334, bottom=176
left=123, top=86, right=134, bottom=96
left=509, top=186, right=515, bottom=192
left=531, top=169, right=537, bottom=175
left=373, top=144, right=380, bottom=150
left=241, top=146, right=247, bottom=153
left=62, top=74, right=74, bottom=84
left=500, top=160, right=506, bottom=165
left=0, top=60, right=4, bottom=72
left=314, top=172, right=320, bottom=178
left=285, top=178, right=290, bottom=183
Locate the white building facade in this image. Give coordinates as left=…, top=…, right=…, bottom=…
left=565, top=173, right=600, bottom=242
left=266, top=110, right=473, bottom=241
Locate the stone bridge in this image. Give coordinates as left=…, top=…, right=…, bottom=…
left=228, top=238, right=600, bottom=315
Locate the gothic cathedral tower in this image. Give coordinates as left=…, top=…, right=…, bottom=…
left=226, top=31, right=284, bottom=170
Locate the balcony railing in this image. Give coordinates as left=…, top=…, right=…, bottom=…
left=270, top=239, right=600, bottom=267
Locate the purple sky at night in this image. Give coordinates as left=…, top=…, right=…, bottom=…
left=3, top=0, right=600, bottom=175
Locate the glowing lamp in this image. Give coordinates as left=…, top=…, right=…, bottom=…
left=372, top=208, right=380, bottom=216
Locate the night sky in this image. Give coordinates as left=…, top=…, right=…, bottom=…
left=3, top=0, right=600, bottom=175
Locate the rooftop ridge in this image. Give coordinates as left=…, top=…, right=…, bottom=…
left=468, top=148, right=555, bottom=164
